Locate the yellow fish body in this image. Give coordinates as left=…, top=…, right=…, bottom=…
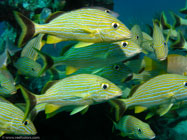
left=167, top=54, right=187, bottom=76
left=112, top=74, right=187, bottom=119
left=14, top=8, right=131, bottom=47
left=114, top=115, right=155, bottom=139
left=153, top=22, right=168, bottom=60
left=19, top=74, right=122, bottom=119
left=21, top=34, right=45, bottom=61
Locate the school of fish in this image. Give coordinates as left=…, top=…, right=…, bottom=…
left=1, top=3, right=187, bottom=139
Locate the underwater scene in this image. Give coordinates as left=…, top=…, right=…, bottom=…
left=1, top=0, right=187, bottom=140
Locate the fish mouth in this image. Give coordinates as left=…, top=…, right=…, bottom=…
left=125, top=32, right=132, bottom=39
left=159, top=56, right=167, bottom=61
left=11, top=91, right=17, bottom=95
left=150, top=135, right=156, bottom=139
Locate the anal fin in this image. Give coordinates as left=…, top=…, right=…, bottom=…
left=135, top=106, right=147, bottom=113
left=45, top=104, right=62, bottom=114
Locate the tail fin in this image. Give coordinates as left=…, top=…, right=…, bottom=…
left=33, top=48, right=54, bottom=76
left=17, top=85, right=37, bottom=122
left=109, top=99, right=126, bottom=121
left=170, top=31, right=185, bottom=49
left=144, top=56, right=158, bottom=71
left=13, top=11, right=36, bottom=47
left=160, top=12, right=171, bottom=30
left=179, top=0, right=187, bottom=14
left=170, top=12, right=181, bottom=28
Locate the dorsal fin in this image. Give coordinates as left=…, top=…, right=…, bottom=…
left=160, top=11, right=171, bottom=30
left=127, top=84, right=142, bottom=98
left=45, top=11, right=65, bottom=23
left=0, top=96, right=12, bottom=104
left=109, top=99, right=126, bottom=121
left=60, top=42, right=77, bottom=56
left=41, top=80, right=59, bottom=94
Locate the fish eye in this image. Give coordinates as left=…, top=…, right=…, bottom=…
left=23, top=120, right=29, bottom=126
left=164, top=42, right=167, bottom=46
left=31, top=68, right=35, bottom=71
left=122, top=41, right=128, bottom=48
left=112, top=22, right=119, bottom=29
left=105, top=9, right=111, bottom=13
left=138, top=128, right=142, bottom=133
left=184, top=81, right=187, bottom=87
left=136, top=36, right=139, bottom=39
left=101, top=83, right=109, bottom=90
left=113, top=65, right=120, bottom=70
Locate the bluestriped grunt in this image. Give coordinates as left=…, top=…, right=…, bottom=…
left=153, top=22, right=168, bottom=60
left=19, top=74, right=122, bottom=119
left=114, top=115, right=155, bottom=139
left=14, top=8, right=131, bottom=47
left=21, top=34, right=45, bottom=61
left=111, top=74, right=187, bottom=120
left=0, top=96, right=36, bottom=136
left=35, top=40, right=141, bottom=75
left=14, top=57, right=42, bottom=77
left=0, top=68, right=16, bottom=96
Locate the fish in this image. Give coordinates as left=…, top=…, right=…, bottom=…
left=0, top=47, right=8, bottom=68
left=160, top=11, right=171, bottom=30
left=13, top=8, right=131, bottom=47
left=114, top=115, right=155, bottom=139
left=14, top=57, right=42, bottom=77
left=163, top=28, right=178, bottom=39
left=124, top=55, right=145, bottom=74
left=0, top=39, right=21, bottom=68
left=179, top=0, right=187, bottom=14
left=92, top=62, right=132, bottom=85
left=152, top=22, right=168, bottom=60
left=35, top=40, right=141, bottom=75
left=51, top=62, right=132, bottom=85
left=0, top=68, right=17, bottom=96
left=171, top=12, right=187, bottom=28
left=111, top=74, right=187, bottom=120
left=130, top=24, right=143, bottom=46
left=39, top=8, right=52, bottom=23
left=167, top=54, right=187, bottom=76
left=21, top=34, right=45, bottom=61
left=141, top=32, right=154, bottom=54
left=170, top=31, right=187, bottom=50
left=5, top=38, right=22, bottom=56
left=19, top=74, right=122, bottom=120
left=0, top=96, right=37, bottom=136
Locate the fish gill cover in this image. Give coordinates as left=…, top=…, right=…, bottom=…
left=0, top=0, right=187, bottom=140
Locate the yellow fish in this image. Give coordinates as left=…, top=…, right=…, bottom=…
left=153, top=22, right=168, bottom=60
left=14, top=8, right=131, bottom=47
left=110, top=74, right=187, bottom=120
left=114, top=115, right=155, bottom=139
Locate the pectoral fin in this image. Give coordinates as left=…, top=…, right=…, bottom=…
left=157, top=103, right=173, bottom=116
left=41, top=80, right=59, bottom=94
left=46, top=35, right=65, bottom=44
left=74, top=42, right=94, bottom=48
left=145, top=112, right=155, bottom=120
left=135, top=106, right=147, bottom=113
left=66, top=66, right=79, bottom=75
left=184, top=72, right=187, bottom=76
left=45, top=104, right=62, bottom=114
left=70, top=105, right=89, bottom=115
left=0, top=131, right=5, bottom=137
